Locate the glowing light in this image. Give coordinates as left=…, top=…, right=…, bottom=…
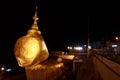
left=115, top=37, right=119, bottom=40
left=84, top=45, right=87, bottom=47
left=74, top=46, right=83, bottom=51
left=6, top=68, right=12, bottom=72
left=88, top=45, right=91, bottom=49
left=1, top=67, right=5, bottom=71
left=67, top=46, right=72, bottom=50
left=112, top=45, right=118, bottom=48
left=1, top=65, right=6, bottom=71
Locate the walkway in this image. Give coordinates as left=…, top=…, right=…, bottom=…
left=76, top=56, right=102, bottom=80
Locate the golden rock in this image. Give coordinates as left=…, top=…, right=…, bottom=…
left=14, top=6, right=49, bottom=67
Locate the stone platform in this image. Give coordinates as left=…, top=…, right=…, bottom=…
left=25, top=56, right=66, bottom=80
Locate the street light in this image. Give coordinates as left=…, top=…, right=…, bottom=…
left=115, top=37, right=119, bottom=41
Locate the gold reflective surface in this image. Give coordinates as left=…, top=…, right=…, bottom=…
left=14, top=6, right=49, bottom=67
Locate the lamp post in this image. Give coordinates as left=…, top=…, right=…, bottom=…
left=115, top=36, right=120, bottom=55
left=87, top=16, right=90, bottom=58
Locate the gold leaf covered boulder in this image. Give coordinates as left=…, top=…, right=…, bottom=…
left=14, top=7, right=49, bottom=67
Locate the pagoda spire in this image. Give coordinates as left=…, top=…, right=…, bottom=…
left=31, top=6, right=39, bottom=30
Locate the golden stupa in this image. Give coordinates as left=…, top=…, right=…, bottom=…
left=14, top=6, right=49, bottom=67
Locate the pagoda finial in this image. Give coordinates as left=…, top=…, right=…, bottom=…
left=31, top=6, right=39, bottom=29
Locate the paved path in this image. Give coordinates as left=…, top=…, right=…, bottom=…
left=76, top=57, right=103, bottom=80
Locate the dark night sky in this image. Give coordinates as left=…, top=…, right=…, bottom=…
left=0, top=0, right=120, bottom=65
